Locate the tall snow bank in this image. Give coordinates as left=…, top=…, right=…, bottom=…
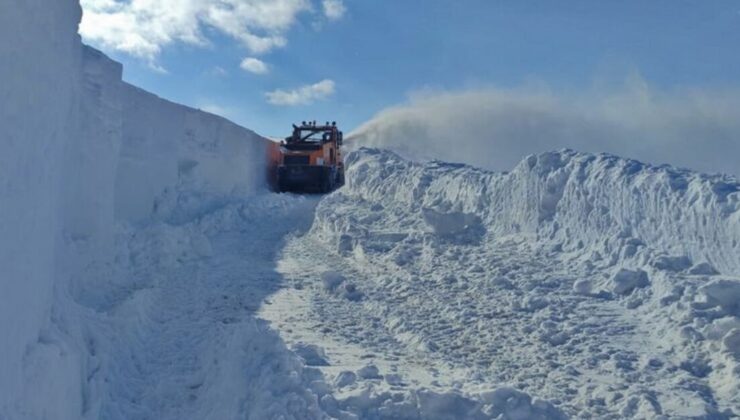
left=336, top=148, right=740, bottom=274
left=116, top=83, right=268, bottom=223
left=0, top=0, right=85, bottom=417
left=1, top=3, right=271, bottom=418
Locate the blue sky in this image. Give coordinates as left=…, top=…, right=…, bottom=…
left=80, top=0, right=740, bottom=138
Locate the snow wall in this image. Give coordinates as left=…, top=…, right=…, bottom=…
left=331, top=149, right=740, bottom=275
left=0, top=1, right=270, bottom=417
left=0, top=0, right=84, bottom=416
left=117, top=81, right=268, bottom=223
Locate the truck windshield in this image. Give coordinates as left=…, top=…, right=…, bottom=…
left=295, top=130, right=332, bottom=143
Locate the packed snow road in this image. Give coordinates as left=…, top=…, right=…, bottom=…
left=80, top=195, right=328, bottom=420
left=81, top=193, right=534, bottom=420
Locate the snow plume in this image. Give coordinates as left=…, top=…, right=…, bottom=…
left=349, top=80, right=740, bottom=177
left=266, top=79, right=336, bottom=106
left=79, top=0, right=310, bottom=62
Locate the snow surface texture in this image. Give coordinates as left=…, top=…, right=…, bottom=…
left=266, top=148, right=740, bottom=418
left=0, top=2, right=269, bottom=417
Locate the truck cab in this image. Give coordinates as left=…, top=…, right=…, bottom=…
left=276, top=121, right=345, bottom=193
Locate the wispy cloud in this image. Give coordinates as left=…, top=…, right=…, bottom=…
left=207, top=66, right=228, bottom=77
left=240, top=57, right=269, bottom=75
left=322, top=0, right=346, bottom=20
left=266, top=79, right=336, bottom=106
left=79, top=0, right=310, bottom=63
left=350, top=77, right=740, bottom=177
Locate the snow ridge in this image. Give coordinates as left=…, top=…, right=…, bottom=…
left=339, top=148, right=740, bottom=274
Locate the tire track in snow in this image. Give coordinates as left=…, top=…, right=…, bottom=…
left=269, top=233, right=646, bottom=412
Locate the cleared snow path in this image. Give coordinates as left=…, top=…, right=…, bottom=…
left=266, top=231, right=664, bottom=418
left=81, top=195, right=327, bottom=420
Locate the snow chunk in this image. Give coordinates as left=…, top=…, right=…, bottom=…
left=292, top=343, right=329, bottom=366
left=479, top=387, right=567, bottom=420
left=334, top=371, right=357, bottom=388
left=357, top=364, right=382, bottom=379
left=339, top=282, right=364, bottom=302
left=651, top=255, right=692, bottom=272
left=704, top=317, right=740, bottom=341
left=688, top=262, right=720, bottom=276
left=611, top=269, right=650, bottom=295
left=416, top=390, right=485, bottom=420
left=322, top=271, right=363, bottom=301
left=722, top=329, right=740, bottom=359
left=384, top=373, right=405, bottom=386
left=699, top=279, right=740, bottom=316
left=422, top=208, right=484, bottom=243
left=573, top=279, right=593, bottom=295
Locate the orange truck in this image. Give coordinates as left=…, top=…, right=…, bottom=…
left=268, top=121, right=345, bottom=193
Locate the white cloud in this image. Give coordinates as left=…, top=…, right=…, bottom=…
left=349, top=78, right=740, bottom=177
left=266, top=79, right=336, bottom=106
left=79, top=0, right=310, bottom=62
left=322, top=0, right=346, bottom=20
left=207, top=66, right=228, bottom=77
left=240, top=57, right=269, bottom=75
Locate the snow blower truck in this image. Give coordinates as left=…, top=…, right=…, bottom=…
left=270, top=121, right=345, bottom=193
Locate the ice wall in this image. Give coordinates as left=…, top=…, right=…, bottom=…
left=0, top=2, right=271, bottom=417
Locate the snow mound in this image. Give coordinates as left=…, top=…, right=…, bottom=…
left=338, top=148, right=740, bottom=274
left=610, top=269, right=650, bottom=295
